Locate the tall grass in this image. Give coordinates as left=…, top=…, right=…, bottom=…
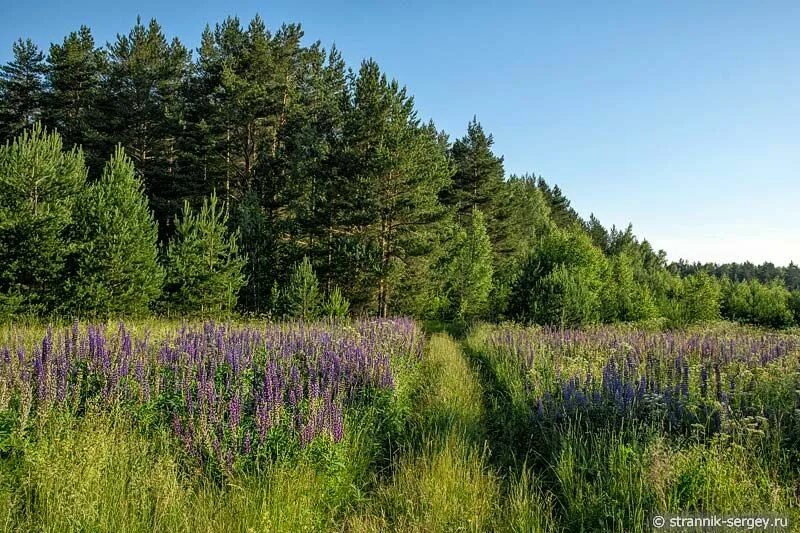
left=350, top=333, right=557, bottom=532
left=468, top=322, right=800, bottom=532
left=5, top=320, right=794, bottom=531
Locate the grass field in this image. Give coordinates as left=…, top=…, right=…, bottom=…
left=0, top=319, right=797, bottom=531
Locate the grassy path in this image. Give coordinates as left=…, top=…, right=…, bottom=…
left=0, top=329, right=554, bottom=532
left=350, top=333, right=553, bottom=532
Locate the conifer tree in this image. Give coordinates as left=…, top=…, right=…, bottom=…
left=162, top=193, right=246, bottom=315
left=322, top=286, right=350, bottom=319
left=285, top=256, right=321, bottom=321
left=444, top=117, right=504, bottom=219
left=0, top=39, right=47, bottom=141
left=98, top=18, right=190, bottom=234
left=586, top=213, right=610, bottom=252
left=536, top=177, right=582, bottom=229
left=44, top=26, right=106, bottom=168
left=343, top=60, right=451, bottom=316
left=64, top=146, right=163, bottom=316
left=0, top=125, right=86, bottom=314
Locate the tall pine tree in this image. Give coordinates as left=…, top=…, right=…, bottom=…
left=0, top=39, right=47, bottom=141
left=44, top=26, right=106, bottom=170
left=342, top=60, right=451, bottom=316
left=444, top=117, right=504, bottom=219
left=98, top=18, right=190, bottom=235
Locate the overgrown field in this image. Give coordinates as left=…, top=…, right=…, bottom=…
left=466, top=323, right=800, bottom=531
left=0, top=319, right=798, bottom=531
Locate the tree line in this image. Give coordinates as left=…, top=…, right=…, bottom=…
left=1, top=16, right=798, bottom=328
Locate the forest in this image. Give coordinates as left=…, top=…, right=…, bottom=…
left=0, top=15, right=799, bottom=533
left=1, top=16, right=798, bottom=328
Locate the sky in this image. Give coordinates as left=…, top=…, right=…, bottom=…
left=1, top=1, right=798, bottom=265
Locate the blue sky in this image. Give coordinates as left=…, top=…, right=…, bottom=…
left=2, top=1, right=798, bottom=265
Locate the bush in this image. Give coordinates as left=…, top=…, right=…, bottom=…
left=448, top=209, right=493, bottom=321
left=508, top=229, right=606, bottom=326
left=722, top=278, right=794, bottom=328
left=661, top=272, right=721, bottom=327
left=600, top=252, right=658, bottom=323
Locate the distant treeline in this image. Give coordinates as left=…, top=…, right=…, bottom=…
left=670, top=261, right=800, bottom=292
left=0, top=16, right=798, bottom=327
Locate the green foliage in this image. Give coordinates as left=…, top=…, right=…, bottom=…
left=490, top=174, right=554, bottom=279
left=0, top=39, right=46, bottom=140
left=0, top=18, right=795, bottom=324
left=322, top=286, right=350, bottom=319
left=97, top=17, right=190, bottom=232
left=509, top=229, right=607, bottom=326
left=722, top=278, right=794, bottom=328
left=343, top=60, right=452, bottom=316
left=536, top=178, right=582, bottom=229
left=661, top=272, right=721, bottom=327
left=44, top=26, right=106, bottom=169
left=790, top=291, right=800, bottom=325
left=285, top=256, right=321, bottom=321
left=0, top=125, right=86, bottom=314
left=448, top=209, right=494, bottom=321
left=600, top=252, right=658, bottom=323
left=162, top=193, right=245, bottom=315
left=65, top=146, right=163, bottom=317
left=442, top=117, right=504, bottom=218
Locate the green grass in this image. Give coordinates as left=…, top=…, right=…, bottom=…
left=2, top=321, right=798, bottom=531
left=466, top=322, right=800, bottom=533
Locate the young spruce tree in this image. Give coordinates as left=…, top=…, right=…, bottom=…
left=65, top=146, right=163, bottom=316
left=163, top=193, right=246, bottom=315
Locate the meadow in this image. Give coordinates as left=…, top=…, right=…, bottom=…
left=0, top=318, right=797, bottom=532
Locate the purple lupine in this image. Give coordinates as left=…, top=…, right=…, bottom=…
left=0, top=318, right=421, bottom=463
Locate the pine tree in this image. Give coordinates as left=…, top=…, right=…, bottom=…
left=0, top=39, right=47, bottom=141
left=342, top=60, right=451, bottom=316
left=285, top=256, right=321, bottom=321
left=537, top=177, right=582, bottom=229
left=0, top=125, right=86, bottom=314
left=163, top=193, right=246, bottom=315
left=444, top=117, right=504, bottom=218
left=493, top=174, right=553, bottom=264
left=97, top=17, right=190, bottom=235
left=586, top=213, right=610, bottom=252
left=449, top=209, right=494, bottom=320
left=44, top=26, right=106, bottom=168
left=64, top=146, right=163, bottom=316
left=322, top=286, right=350, bottom=319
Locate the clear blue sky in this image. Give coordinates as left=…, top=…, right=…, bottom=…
left=2, top=1, right=798, bottom=265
